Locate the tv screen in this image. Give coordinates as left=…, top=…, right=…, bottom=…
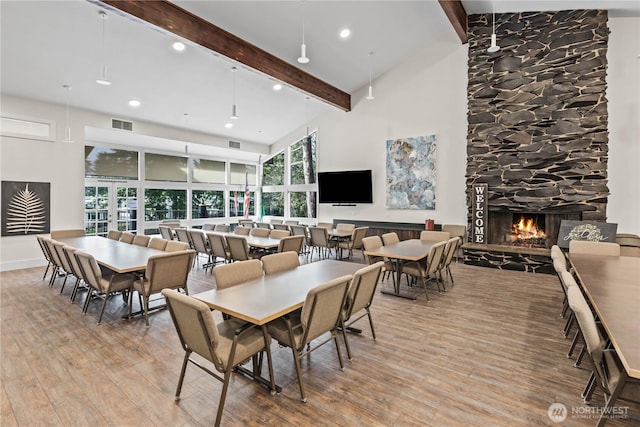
left=318, top=170, right=373, bottom=204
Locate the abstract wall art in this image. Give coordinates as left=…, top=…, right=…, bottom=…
left=1, top=181, right=50, bottom=236
left=386, top=134, right=437, bottom=210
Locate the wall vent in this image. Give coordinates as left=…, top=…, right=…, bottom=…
left=112, top=119, right=133, bottom=131
left=229, top=140, right=241, bottom=149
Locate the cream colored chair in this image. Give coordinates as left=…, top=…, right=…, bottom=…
left=226, top=235, right=254, bottom=261
left=213, top=259, right=263, bottom=290
left=362, top=235, right=395, bottom=285
left=341, top=262, right=384, bottom=360
left=188, top=230, right=214, bottom=271
left=381, top=232, right=400, bottom=246
left=569, top=240, right=620, bottom=256
left=214, top=224, right=230, bottom=232
left=36, top=235, right=54, bottom=282
left=317, top=222, right=333, bottom=229
left=269, top=229, right=291, bottom=239
left=165, top=241, right=190, bottom=252
left=309, top=226, right=335, bottom=259
left=161, top=220, right=182, bottom=229
left=158, top=225, right=174, bottom=240
left=107, top=230, right=122, bottom=241
left=261, top=251, right=300, bottom=275
left=284, top=220, right=299, bottom=226
left=616, top=233, right=640, bottom=257
left=402, top=240, right=447, bottom=301
left=132, top=235, right=151, bottom=247
left=277, top=235, right=305, bottom=254
left=207, top=233, right=231, bottom=265
left=256, top=222, right=271, bottom=230
left=269, top=219, right=283, bottom=224
left=440, top=237, right=462, bottom=287
left=174, top=228, right=193, bottom=249
left=442, top=224, right=466, bottom=261
left=420, top=230, right=450, bottom=242
left=336, top=223, right=356, bottom=233
left=119, top=232, right=135, bottom=244
left=267, top=275, right=352, bottom=402
left=162, top=289, right=275, bottom=427
left=250, top=228, right=271, bottom=238
left=290, top=225, right=310, bottom=254
left=50, top=229, right=85, bottom=239
left=148, top=238, right=168, bottom=251
left=202, top=224, right=216, bottom=231
left=234, top=226, right=251, bottom=235
left=74, top=251, right=133, bottom=324
left=336, top=226, right=368, bottom=260
left=129, top=250, right=195, bottom=327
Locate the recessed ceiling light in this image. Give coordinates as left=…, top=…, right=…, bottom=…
left=273, top=83, right=282, bottom=91
left=339, top=28, right=351, bottom=39
left=172, top=41, right=186, bottom=52
left=128, top=99, right=141, bottom=107
left=225, top=123, right=233, bottom=129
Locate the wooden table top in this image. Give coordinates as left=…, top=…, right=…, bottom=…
left=56, top=236, right=164, bottom=273
left=364, top=239, right=435, bottom=262
left=192, top=260, right=362, bottom=325
left=568, top=254, right=640, bottom=379
left=209, top=231, right=281, bottom=250
left=328, top=229, right=353, bottom=238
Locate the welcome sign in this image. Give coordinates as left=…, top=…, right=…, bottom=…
left=472, top=183, right=488, bottom=244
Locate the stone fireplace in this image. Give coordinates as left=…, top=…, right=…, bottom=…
left=463, top=9, right=610, bottom=273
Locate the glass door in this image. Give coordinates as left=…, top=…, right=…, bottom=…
left=84, top=181, right=139, bottom=236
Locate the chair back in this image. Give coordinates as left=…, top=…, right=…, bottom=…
left=309, top=227, right=330, bottom=247
left=425, top=240, right=447, bottom=276
left=148, top=237, right=168, bottom=251
left=161, top=289, right=222, bottom=369
left=62, top=245, right=82, bottom=278
left=226, top=235, right=251, bottom=261
left=165, top=241, right=190, bottom=252
left=569, top=240, right=620, bottom=256
left=362, top=236, right=384, bottom=265
left=442, top=224, right=466, bottom=240
left=284, top=220, right=299, bottom=226
left=344, top=262, right=384, bottom=321
left=381, top=232, right=399, bottom=245
left=50, top=229, right=85, bottom=239
left=272, top=224, right=290, bottom=231
left=262, top=252, right=300, bottom=275
left=107, top=230, right=122, bottom=241
left=269, top=219, right=283, bottom=224
left=616, top=233, right=640, bottom=256
left=299, top=275, right=352, bottom=347
left=43, top=237, right=63, bottom=268
left=213, top=259, right=263, bottom=289
left=350, top=227, right=368, bottom=250
left=238, top=219, right=254, bottom=227
left=550, top=245, right=564, bottom=262
left=188, top=230, right=209, bottom=253
left=441, top=237, right=461, bottom=269
left=144, top=250, right=195, bottom=294
left=270, top=229, right=291, bottom=239
left=133, top=235, right=151, bottom=247
left=317, top=222, right=333, bottom=229
left=52, top=241, right=73, bottom=274
left=214, top=224, right=230, bottom=232
left=290, top=225, right=308, bottom=237
left=174, top=228, right=193, bottom=248
left=278, top=235, right=304, bottom=254
left=336, top=223, right=355, bottom=233
left=207, top=233, right=230, bottom=263
left=256, top=222, right=272, bottom=230
left=161, top=220, right=182, bottom=229
left=158, top=225, right=174, bottom=240
left=234, top=226, right=251, bottom=235
left=74, top=251, right=103, bottom=290
left=250, top=228, right=271, bottom=237
left=37, top=236, right=53, bottom=263
left=202, top=224, right=216, bottom=231
left=119, top=232, right=135, bottom=244
left=420, top=230, right=450, bottom=242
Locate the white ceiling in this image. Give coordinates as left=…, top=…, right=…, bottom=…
left=1, top=1, right=638, bottom=147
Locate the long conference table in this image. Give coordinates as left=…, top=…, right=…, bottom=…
left=363, top=239, right=435, bottom=300
left=568, top=253, right=640, bottom=425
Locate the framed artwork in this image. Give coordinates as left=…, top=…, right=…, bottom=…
left=556, top=220, right=618, bottom=249
left=386, top=134, right=437, bottom=210
left=1, top=181, right=50, bottom=236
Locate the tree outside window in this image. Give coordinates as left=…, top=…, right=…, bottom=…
left=192, top=190, right=224, bottom=218
left=145, top=189, right=187, bottom=221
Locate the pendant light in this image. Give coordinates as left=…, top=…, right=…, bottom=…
left=366, top=52, right=375, bottom=101
left=62, top=85, right=74, bottom=143
left=230, top=67, right=239, bottom=120
left=96, top=11, right=112, bottom=85
left=297, top=6, right=309, bottom=64
left=487, top=2, right=500, bottom=53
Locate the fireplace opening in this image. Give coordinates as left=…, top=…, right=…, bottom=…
left=487, top=211, right=582, bottom=249
left=511, top=213, right=546, bottom=247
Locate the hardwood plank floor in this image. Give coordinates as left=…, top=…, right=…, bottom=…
left=2, top=253, right=638, bottom=426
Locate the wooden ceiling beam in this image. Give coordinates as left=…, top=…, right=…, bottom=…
left=438, top=0, right=468, bottom=44
left=99, top=0, right=351, bottom=111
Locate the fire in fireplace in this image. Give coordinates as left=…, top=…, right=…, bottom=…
left=487, top=211, right=582, bottom=249
left=511, top=214, right=546, bottom=247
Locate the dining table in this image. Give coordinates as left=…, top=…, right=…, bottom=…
left=208, top=231, right=281, bottom=252
left=363, top=239, right=435, bottom=300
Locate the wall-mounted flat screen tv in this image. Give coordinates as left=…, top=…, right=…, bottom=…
left=318, top=170, right=373, bottom=204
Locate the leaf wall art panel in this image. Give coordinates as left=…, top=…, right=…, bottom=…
left=386, top=134, right=437, bottom=210
left=1, top=181, right=50, bottom=236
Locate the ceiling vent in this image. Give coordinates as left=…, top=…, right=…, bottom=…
left=112, top=118, right=133, bottom=131
left=229, top=140, right=241, bottom=149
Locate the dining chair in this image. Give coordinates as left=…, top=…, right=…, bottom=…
left=238, top=219, right=254, bottom=228
left=336, top=226, right=368, bottom=260
left=269, top=219, right=283, bottom=224
left=213, top=259, right=263, bottom=290
left=52, top=242, right=77, bottom=296
left=188, top=230, right=214, bottom=271
left=442, top=224, right=466, bottom=261
left=132, top=235, right=151, bottom=247
left=74, top=251, right=133, bottom=324
left=290, top=225, right=310, bottom=255
left=272, top=223, right=290, bottom=231
left=226, top=235, right=254, bottom=261
left=569, top=240, right=621, bottom=256
left=561, top=270, right=585, bottom=362
left=440, top=237, right=462, bottom=287
left=401, top=240, right=447, bottom=301
left=551, top=245, right=571, bottom=319
left=420, top=230, right=450, bottom=242
left=269, top=229, right=290, bottom=239
left=36, top=235, right=54, bottom=282
left=148, top=237, right=168, bottom=251
left=161, top=289, right=276, bottom=427
left=50, top=229, right=86, bottom=239
left=340, top=262, right=384, bottom=360
left=277, top=235, right=305, bottom=255
left=381, top=232, right=399, bottom=246
left=267, top=275, right=352, bottom=402
left=362, top=235, right=395, bottom=285
left=165, top=241, right=190, bottom=252
left=214, top=224, right=230, bottom=232
left=62, top=245, right=87, bottom=303
left=256, top=222, right=272, bottom=230
left=44, top=238, right=65, bottom=288
left=308, top=226, right=335, bottom=260
left=335, top=223, right=356, bottom=233
left=616, top=233, right=640, bottom=257
left=261, top=251, right=300, bottom=275
left=284, top=220, right=299, bottom=226
left=161, top=220, right=182, bottom=229
left=207, top=233, right=231, bottom=265
left=174, top=228, right=193, bottom=249
left=250, top=228, right=271, bottom=237
left=234, top=226, right=251, bottom=235
left=107, top=230, right=122, bottom=241
left=158, top=225, right=174, bottom=240
left=316, top=222, right=333, bottom=230
left=129, top=249, right=196, bottom=327
left=119, top=232, right=135, bottom=244
left=202, top=223, right=216, bottom=231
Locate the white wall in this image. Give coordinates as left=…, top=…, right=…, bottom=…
left=273, top=34, right=470, bottom=226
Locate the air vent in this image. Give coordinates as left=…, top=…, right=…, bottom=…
left=112, top=119, right=133, bottom=131
left=229, top=140, right=241, bottom=149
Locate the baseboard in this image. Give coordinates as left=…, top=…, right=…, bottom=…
left=1, top=258, right=47, bottom=272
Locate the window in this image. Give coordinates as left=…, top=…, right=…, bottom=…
left=193, top=158, right=225, bottom=184
left=262, top=192, right=284, bottom=216
left=85, top=146, right=138, bottom=179
left=290, top=133, right=316, bottom=185
left=84, top=185, right=109, bottom=236
left=192, top=190, right=225, bottom=218
left=145, top=153, right=187, bottom=182
left=290, top=191, right=317, bottom=218
left=263, top=152, right=284, bottom=185
left=230, top=163, right=256, bottom=185
left=144, top=189, right=187, bottom=221
left=229, top=190, right=255, bottom=217
left=116, top=187, right=138, bottom=231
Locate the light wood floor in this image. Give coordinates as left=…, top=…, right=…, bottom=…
left=2, top=252, right=639, bottom=426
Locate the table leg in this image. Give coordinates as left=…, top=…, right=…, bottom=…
left=380, top=259, right=417, bottom=300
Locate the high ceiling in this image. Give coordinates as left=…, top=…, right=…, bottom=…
left=1, top=1, right=638, bottom=147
